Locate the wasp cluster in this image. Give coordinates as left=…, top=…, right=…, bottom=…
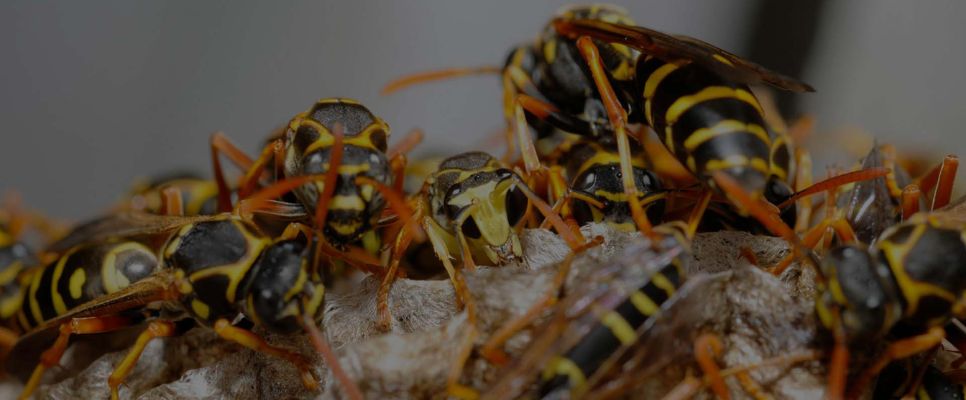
left=2, top=4, right=965, bottom=400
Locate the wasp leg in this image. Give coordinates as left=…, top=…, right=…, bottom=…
left=446, top=222, right=482, bottom=400
left=478, top=236, right=604, bottom=365
left=160, top=186, right=184, bottom=217
left=212, top=318, right=318, bottom=391
left=711, top=171, right=797, bottom=245
left=899, top=346, right=940, bottom=399
left=388, top=128, right=424, bottom=160
left=513, top=95, right=550, bottom=175
left=901, top=184, right=922, bottom=221
left=640, top=127, right=697, bottom=186
left=355, top=175, right=423, bottom=243
left=769, top=217, right=855, bottom=275
left=695, top=333, right=730, bottom=400
left=107, top=320, right=189, bottom=400
left=423, top=217, right=472, bottom=312
left=0, top=326, right=15, bottom=349
left=776, top=167, right=890, bottom=210
left=210, top=131, right=258, bottom=212
left=931, top=154, right=958, bottom=210
left=238, top=138, right=283, bottom=199
left=575, top=36, right=655, bottom=239
left=739, top=247, right=760, bottom=267
left=20, top=315, right=136, bottom=400
left=848, top=326, right=945, bottom=399
left=375, top=203, right=425, bottom=332
left=313, top=122, right=344, bottom=230
left=233, top=173, right=325, bottom=218
left=793, top=148, right=814, bottom=233
left=879, top=144, right=905, bottom=199
left=686, top=190, right=713, bottom=239
left=513, top=177, right=585, bottom=249
left=300, top=314, right=364, bottom=400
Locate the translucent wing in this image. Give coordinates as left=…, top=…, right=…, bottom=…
left=553, top=18, right=815, bottom=93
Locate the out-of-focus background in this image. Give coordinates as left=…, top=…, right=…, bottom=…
left=2, top=0, right=964, bottom=219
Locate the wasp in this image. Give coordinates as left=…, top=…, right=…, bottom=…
left=386, top=5, right=816, bottom=235
left=874, top=362, right=966, bottom=399
left=118, top=172, right=220, bottom=216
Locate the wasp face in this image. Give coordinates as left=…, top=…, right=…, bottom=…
left=570, top=163, right=665, bottom=231
left=441, top=168, right=528, bottom=265
left=284, top=99, right=392, bottom=247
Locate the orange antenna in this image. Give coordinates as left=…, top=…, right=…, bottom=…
left=382, top=66, right=502, bottom=95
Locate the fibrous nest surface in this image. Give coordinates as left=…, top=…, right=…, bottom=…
left=1, top=225, right=832, bottom=399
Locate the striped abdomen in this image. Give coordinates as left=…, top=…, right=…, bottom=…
left=539, top=255, right=686, bottom=396
left=637, top=56, right=773, bottom=196
left=15, top=241, right=158, bottom=332
left=0, top=242, right=36, bottom=331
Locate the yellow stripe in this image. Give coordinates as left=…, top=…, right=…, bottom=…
left=643, top=63, right=680, bottom=99
left=68, top=268, right=86, bottom=300
left=629, top=291, right=660, bottom=316
left=542, top=356, right=587, bottom=391
left=0, top=261, right=22, bottom=285
left=27, top=263, right=45, bottom=324
left=600, top=311, right=636, bottom=345
left=191, top=299, right=210, bottom=319
left=712, top=54, right=734, bottom=66
left=705, top=156, right=771, bottom=175
left=330, top=195, right=365, bottom=211
left=50, top=253, right=70, bottom=315
left=650, top=272, right=677, bottom=298
left=683, top=120, right=770, bottom=152
left=666, top=86, right=763, bottom=127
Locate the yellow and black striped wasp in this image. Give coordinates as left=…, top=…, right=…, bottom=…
left=116, top=171, right=221, bottom=216
left=4, top=175, right=363, bottom=400
left=386, top=5, right=816, bottom=236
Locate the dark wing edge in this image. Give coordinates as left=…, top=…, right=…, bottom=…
left=553, top=18, right=815, bottom=93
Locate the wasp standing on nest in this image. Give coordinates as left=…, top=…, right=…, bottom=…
left=5, top=174, right=364, bottom=400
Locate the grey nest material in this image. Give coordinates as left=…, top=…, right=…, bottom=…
left=1, top=225, right=831, bottom=399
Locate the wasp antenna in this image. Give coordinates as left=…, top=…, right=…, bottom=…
left=777, top=167, right=890, bottom=210
left=382, top=66, right=502, bottom=95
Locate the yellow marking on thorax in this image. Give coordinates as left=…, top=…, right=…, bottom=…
left=879, top=225, right=958, bottom=317
left=543, top=356, right=587, bottom=392
left=330, top=195, right=365, bottom=211
left=666, top=86, right=763, bottom=127
left=600, top=310, right=637, bottom=345
left=683, top=120, right=770, bottom=152
left=187, top=233, right=269, bottom=304
left=68, top=268, right=85, bottom=300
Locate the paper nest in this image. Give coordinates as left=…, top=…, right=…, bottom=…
left=1, top=225, right=833, bottom=399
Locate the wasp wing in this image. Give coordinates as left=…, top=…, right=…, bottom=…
left=553, top=18, right=814, bottom=93
left=45, top=212, right=216, bottom=253
left=6, top=271, right=177, bottom=378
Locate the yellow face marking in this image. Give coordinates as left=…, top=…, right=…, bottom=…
left=683, top=120, right=770, bottom=152
left=542, top=356, right=587, bottom=393
left=68, top=268, right=86, bottom=300
left=650, top=273, right=677, bottom=298
left=330, top=195, right=365, bottom=212
left=666, top=86, right=763, bottom=127
left=191, top=299, right=210, bottom=320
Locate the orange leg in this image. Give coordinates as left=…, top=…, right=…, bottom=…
left=793, top=148, right=814, bottom=233
left=388, top=128, right=424, bottom=160
left=901, top=184, right=921, bottom=221
left=238, top=139, right=283, bottom=199
left=776, top=167, right=891, bottom=210
left=847, top=327, right=944, bottom=399
left=575, top=36, right=654, bottom=239
left=300, top=313, right=364, bottom=400
left=695, top=333, right=730, bottom=400
left=513, top=94, right=555, bottom=175
left=390, top=153, right=409, bottom=194
left=376, top=220, right=418, bottom=331
left=686, top=190, right=713, bottom=239
left=233, top=173, right=326, bottom=218
left=739, top=247, right=760, bottom=267
left=478, top=236, right=604, bottom=365
left=514, top=178, right=585, bottom=249
left=355, top=175, right=424, bottom=243
left=826, top=309, right=849, bottom=400
left=212, top=318, right=318, bottom=391
left=770, top=217, right=855, bottom=275
left=20, top=315, right=136, bottom=400
left=160, top=186, right=184, bottom=217
left=108, top=320, right=179, bottom=400
left=446, top=215, right=482, bottom=400
left=210, top=131, right=258, bottom=212
left=0, top=326, right=16, bottom=349
left=381, top=66, right=501, bottom=95
left=930, top=154, right=958, bottom=210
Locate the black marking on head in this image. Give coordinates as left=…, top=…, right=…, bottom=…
left=307, top=100, right=378, bottom=137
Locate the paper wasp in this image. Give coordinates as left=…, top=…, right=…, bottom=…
left=5, top=174, right=364, bottom=400
left=118, top=172, right=221, bottom=216
left=385, top=5, right=816, bottom=235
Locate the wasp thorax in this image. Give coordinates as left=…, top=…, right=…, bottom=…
left=818, top=245, right=900, bottom=342
left=242, top=240, right=321, bottom=334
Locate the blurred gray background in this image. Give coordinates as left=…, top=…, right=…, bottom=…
left=2, top=0, right=964, bottom=219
